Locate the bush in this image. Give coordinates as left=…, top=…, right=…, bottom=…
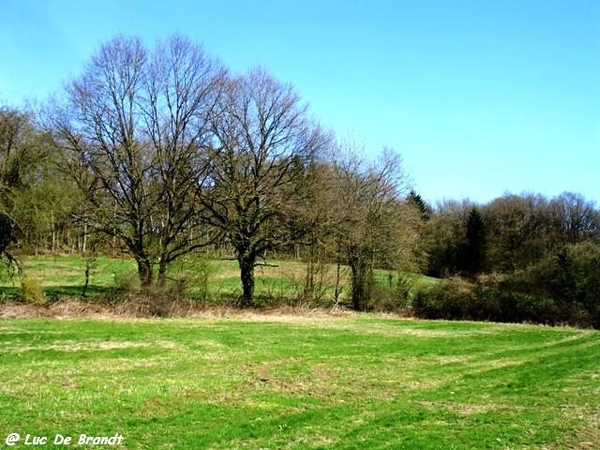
left=369, top=273, right=414, bottom=312
left=413, top=275, right=558, bottom=325
left=166, top=257, right=215, bottom=303
left=98, top=257, right=223, bottom=317
left=499, top=243, right=600, bottom=327
left=108, top=270, right=139, bottom=302
left=108, top=280, right=181, bottom=318
left=474, top=276, right=556, bottom=325
left=138, top=286, right=178, bottom=317
left=412, top=277, right=477, bottom=320
left=20, top=274, right=45, bottom=305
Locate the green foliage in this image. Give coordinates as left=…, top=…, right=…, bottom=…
left=422, top=199, right=472, bottom=277
left=506, top=243, right=600, bottom=327
left=413, top=276, right=560, bottom=325
left=412, top=267, right=599, bottom=328
left=474, top=275, right=557, bottom=324
left=19, top=274, right=45, bottom=305
left=413, top=277, right=477, bottom=320
left=111, top=270, right=140, bottom=297
left=166, top=256, right=215, bottom=303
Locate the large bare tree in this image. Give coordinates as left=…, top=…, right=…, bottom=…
left=327, top=146, right=417, bottom=310
left=202, top=68, right=328, bottom=306
left=143, top=35, right=226, bottom=280
left=52, top=35, right=225, bottom=287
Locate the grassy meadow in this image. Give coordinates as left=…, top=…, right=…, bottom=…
left=0, top=254, right=437, bottom=306
left=0, top=316, right=598, bottom=449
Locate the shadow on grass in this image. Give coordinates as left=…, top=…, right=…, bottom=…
left=0, top=285, right=115, bottom=302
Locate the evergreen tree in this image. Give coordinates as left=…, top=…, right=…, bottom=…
left=407, top=189, right=430, bottom=221
left=461, top=207, right=486, bottom=276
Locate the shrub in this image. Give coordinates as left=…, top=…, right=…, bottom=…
left=108, top=270, right=139, bottom=302
left=108, top=257, right=218, bottom=317
left=299, top=260, right=330, bottom=307
left=474, top=277, right=556, bottom=325
left=20, top=274, right=45, bottom=305
left=110, top=280, right=180, bottom=318
left=166, top=257, right=215, bottom=303
left=369, top=273, right=414, bottom=312
left=412, top=277, right=477, bottom=320
left=413, top=275, right=558, bottom=325
left=138, top=286, right=177, bottom=317
left=499, top=243, right=600, bottom=327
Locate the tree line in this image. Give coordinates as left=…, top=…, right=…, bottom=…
left=0, top=35, right=419, bottom=309
left=413, top=192, right=600, bottom=326
left=1, top=34, right=598, bottom=325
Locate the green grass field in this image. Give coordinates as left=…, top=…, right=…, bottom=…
left=1, top=316, right=598, bottom=449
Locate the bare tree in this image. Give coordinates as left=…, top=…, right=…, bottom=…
left=483, top=193, right=550, bottom=271
left=201, top=68, right=328, bottom=306
left=143, top=35, right=227, bottom=282
left=52, top=35, right=224, bottom=287
left=328, top=145, right=415, bottom=310
left=550, top=192, right=599, bottom=244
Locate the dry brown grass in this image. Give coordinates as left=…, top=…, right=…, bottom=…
left=0, top=299, right=359, bottom=322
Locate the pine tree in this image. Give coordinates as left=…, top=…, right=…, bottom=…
left=461, top=207, right=486, bottom=276
left=407, top=190, right=431, bottom=221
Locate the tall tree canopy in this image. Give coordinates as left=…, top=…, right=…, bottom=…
left=52, top=35, right=226, bottom=286
left=201, top=68, right=329, bottom=306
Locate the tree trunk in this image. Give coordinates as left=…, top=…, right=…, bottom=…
left=238, top=253, right=256, bottom=307
left=51, top=211, right=57, bottom=254
left=350, top=262, right=362, bottom=311
left=334, top=258, right=342, bottom=303
left=333, top=239, right=343, bottom=303
left=82, top=263, right=91, bottom=297
left=136, top=257, right=153, bottom=288
left=157, top=259, right=168, bottom=286
left=82, top=222, right=88, bottom=254
left=349, top=253, right=373, bottom=311
left=304, top=255, right=314, bottom=301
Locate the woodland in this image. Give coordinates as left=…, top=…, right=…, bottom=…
left=1, top=35, right=598, bottom=327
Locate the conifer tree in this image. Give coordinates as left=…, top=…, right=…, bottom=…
left=407, top=189, right=430, bottom=221
left=461, top=207, right=486, bottom=276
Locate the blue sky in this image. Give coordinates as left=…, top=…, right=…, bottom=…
left=1, top=0, right=598, bottom=205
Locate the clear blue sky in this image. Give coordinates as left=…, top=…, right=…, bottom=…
left=1, top=0, right=598, bottom=205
